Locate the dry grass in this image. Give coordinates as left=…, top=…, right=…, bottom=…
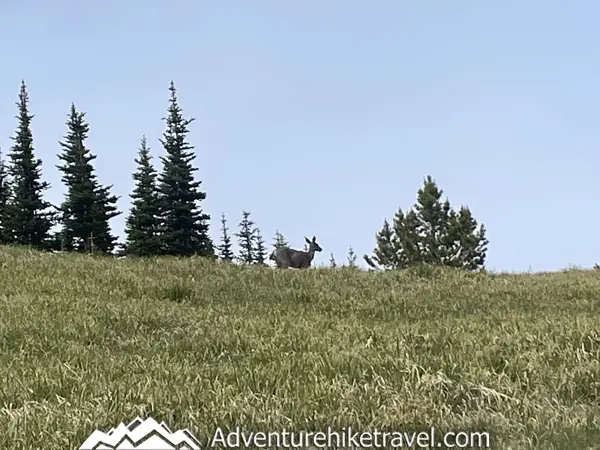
left=0, top=245, right=598, bottom=449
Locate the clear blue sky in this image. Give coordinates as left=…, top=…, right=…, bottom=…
left=1, top=1, right=598, bottom=272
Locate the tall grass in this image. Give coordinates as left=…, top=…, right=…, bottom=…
left=0, top=245, right=598, bottom=449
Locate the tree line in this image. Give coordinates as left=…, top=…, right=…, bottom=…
left=0, top=80, right=488, bottom=270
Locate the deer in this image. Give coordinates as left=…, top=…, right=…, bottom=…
left=269, top=236, right=322, bottom=269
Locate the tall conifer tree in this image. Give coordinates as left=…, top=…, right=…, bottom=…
left=4, top=81, right=55, bottom=248
left=125, top=136, right=161, bottom=256
left=156, top=81, right=213, bottom=257
left=0, top=148, right=10, bottom=244
left=56, top=104, right=120, bottom=253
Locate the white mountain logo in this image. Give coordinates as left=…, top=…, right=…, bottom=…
left=78, top=416, right=202, bottom=449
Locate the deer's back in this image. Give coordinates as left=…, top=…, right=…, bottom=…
left=273, top=247, right=311, bottom=268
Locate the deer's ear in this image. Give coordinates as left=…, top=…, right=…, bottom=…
left=305, top=237, right=311, bottom=244
left=312, top=236, right=316, bottom=242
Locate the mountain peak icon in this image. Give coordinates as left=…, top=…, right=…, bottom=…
left=79, top=416, right=201, bottom=449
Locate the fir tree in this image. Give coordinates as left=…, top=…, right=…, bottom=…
left=124, top=136, right=161, bottom=256
left=253, top=227, right=267, bottom=265
left=217, top=213, right=234, bottom=262
left=0, top=148, right=10, bottom=244
left=4, top=81, right=55, bottom=248
left=273, top=230, right=289, bottom=249
left=56, top=104, right=120, bottom=253
left=235, top=210, right=255, bottom=264
left=156, top=81, right=213, bottom=257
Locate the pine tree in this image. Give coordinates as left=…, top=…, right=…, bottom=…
left=56, top=104, right=121, bottom=253
left=365, top=175, right=487, bottom=271
left=4, top=81, right=55, bottom=248
left=235, top=211, right=255, bottom=264
left=253, top=227, right=267, bottom=265
left=217, top=213, right=234, bottom=262
left=346, top=245, right=358, bottom=268
left=0, top=148, right=10, bottom=244
left=156, top=81, right=213, bottom=257
left=392, top=208, right=421, bottom=266
left=364, top=219, right=396, bottom=269
left=414, top=176, right=452, bottom=264
left=124, top=136, right=161, bottom=256
left=273, top=230, right=288, bottom=249
left=446, top=206, right=488, bottom=270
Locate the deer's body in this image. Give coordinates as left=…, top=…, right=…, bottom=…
left=269, top=236, right=322, bottom=269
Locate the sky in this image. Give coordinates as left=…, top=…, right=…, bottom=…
left=1, top=1, right=599, bottom=272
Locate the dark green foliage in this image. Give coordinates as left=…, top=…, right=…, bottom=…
left=366, top=175, right=487, bottom=271
left=156, top=81, right=213, bottom=257
left=217, top=213, right=234, bottom=262
left=273, top=230, right=288, bottom=249
left=446, top=206, right=488, bottom=271
left=364, top=219, right=396, bottom=269
left=124, top=136, right=161, bottom=256
left=4, top=81, right=55, bottom=249
left=253, top=228, right=267, bottom=265
left=392, top=208, right=421, bottom=267
left=414, top=176, right=452, bottom=264
left=235, top=211, right=255, bottom=264
left=56, top=104, right=121, bottom=254
left=0, top=149, right=10, bottom=244
left=46, top=232, right=63, bottom=252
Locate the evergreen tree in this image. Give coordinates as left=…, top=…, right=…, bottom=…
left=365, top=175, right=487, bottom=271
left=4, top=81, right=55, bottom=248
left=346, top=245, right=358, bottom=268
left=56, top=104, right=120, bottom=253
left=124, top=136, right=161, bottom=256
left=329, top=252, right=337, bottom=268
left=413, top=176, right=452, bottom=264
left=253, top=227, right=267, bottom=265
left=364, top=219, right=396, bottom=269
left=0, top=148, right=10, bottom=244
left=217, top=213, right=234, bottom=262
left=446, top=206, right=488, bottom=270
left=273, top=229, right=288, bottom=249
left=392, top=208, right=421, bottom=266
left=156, top=81, right=213, bottom=257
left=235, top=210, right=255, bottom=264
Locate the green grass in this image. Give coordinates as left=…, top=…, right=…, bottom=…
left=0, top=245, right=599, bottom=449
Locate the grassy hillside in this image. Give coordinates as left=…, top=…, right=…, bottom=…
left=0, top=246, right=598, bottom=449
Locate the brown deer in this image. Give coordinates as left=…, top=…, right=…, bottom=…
left=269, top=236, right=322, bottom=269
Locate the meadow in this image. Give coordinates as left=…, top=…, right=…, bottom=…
left=0, top=245, right=598, bottom=449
